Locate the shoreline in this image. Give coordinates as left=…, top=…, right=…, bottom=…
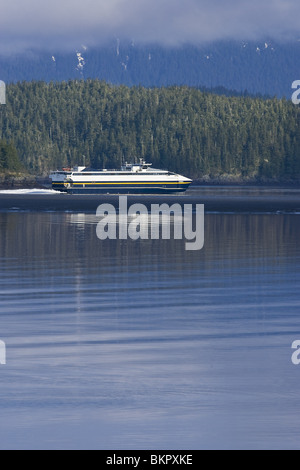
left=192, top=180, right=300, bottom=188
left=0, top=190, right=299, bottom=213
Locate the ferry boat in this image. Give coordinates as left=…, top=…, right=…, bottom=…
left=49, top=160, right=192, bottom=194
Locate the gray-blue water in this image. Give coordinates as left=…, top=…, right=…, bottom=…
left=0, top=190, right=300, bottom=449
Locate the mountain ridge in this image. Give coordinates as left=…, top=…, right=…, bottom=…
left=0, top=39, right=299, bottom=98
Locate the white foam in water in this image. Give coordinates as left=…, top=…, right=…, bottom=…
left=0, top=189, right=60, bottom=195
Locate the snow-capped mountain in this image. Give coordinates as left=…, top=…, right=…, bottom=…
left=0, top=39, right=299, bottom=97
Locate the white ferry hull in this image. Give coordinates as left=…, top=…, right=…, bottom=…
left=49, top=161, right=192, bottom=194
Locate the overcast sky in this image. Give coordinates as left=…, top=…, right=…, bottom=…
left=0, top=0, right=299, bottom=54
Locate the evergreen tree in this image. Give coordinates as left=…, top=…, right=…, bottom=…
left=0, top=139, right=23, bottom=172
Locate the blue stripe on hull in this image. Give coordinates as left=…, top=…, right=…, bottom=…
left=67, top=182, right=190, bottom=193
left=52, top=183, right=67, bottom=192
left=67, top=186, right=189, bottom=194
left=52, top=182, right=191, bottom=194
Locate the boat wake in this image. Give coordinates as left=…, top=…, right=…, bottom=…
left=0, top=189, right=61, bottom=195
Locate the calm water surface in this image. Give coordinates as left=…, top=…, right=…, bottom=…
left=0, top=188, right=300, bottom=449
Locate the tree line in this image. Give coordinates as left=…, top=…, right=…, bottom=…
left=0, top=79, right=299, bottom=181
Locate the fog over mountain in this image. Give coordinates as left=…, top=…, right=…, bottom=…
left=0, top=39, right=299, bottom=98
left=0, top=0, right=299, bottom=55
left=0, top=1, right=299, bottom=97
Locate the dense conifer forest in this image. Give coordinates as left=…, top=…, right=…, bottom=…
left=0, top=80, right=299, bottom=181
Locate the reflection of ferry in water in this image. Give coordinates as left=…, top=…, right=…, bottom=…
left=49, top=160, right=192, bottom=194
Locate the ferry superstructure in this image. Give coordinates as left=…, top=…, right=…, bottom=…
left=50, top=161, right=192, bottom=194
left=49, top=166, right=85, bottom=191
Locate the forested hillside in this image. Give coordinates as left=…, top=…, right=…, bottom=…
left=0, top=80, right=299, bottom=181
left=0, top=139, right=23, bottom=173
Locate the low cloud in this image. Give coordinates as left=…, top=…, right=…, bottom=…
left=0, top=0, right=299, bottom=54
